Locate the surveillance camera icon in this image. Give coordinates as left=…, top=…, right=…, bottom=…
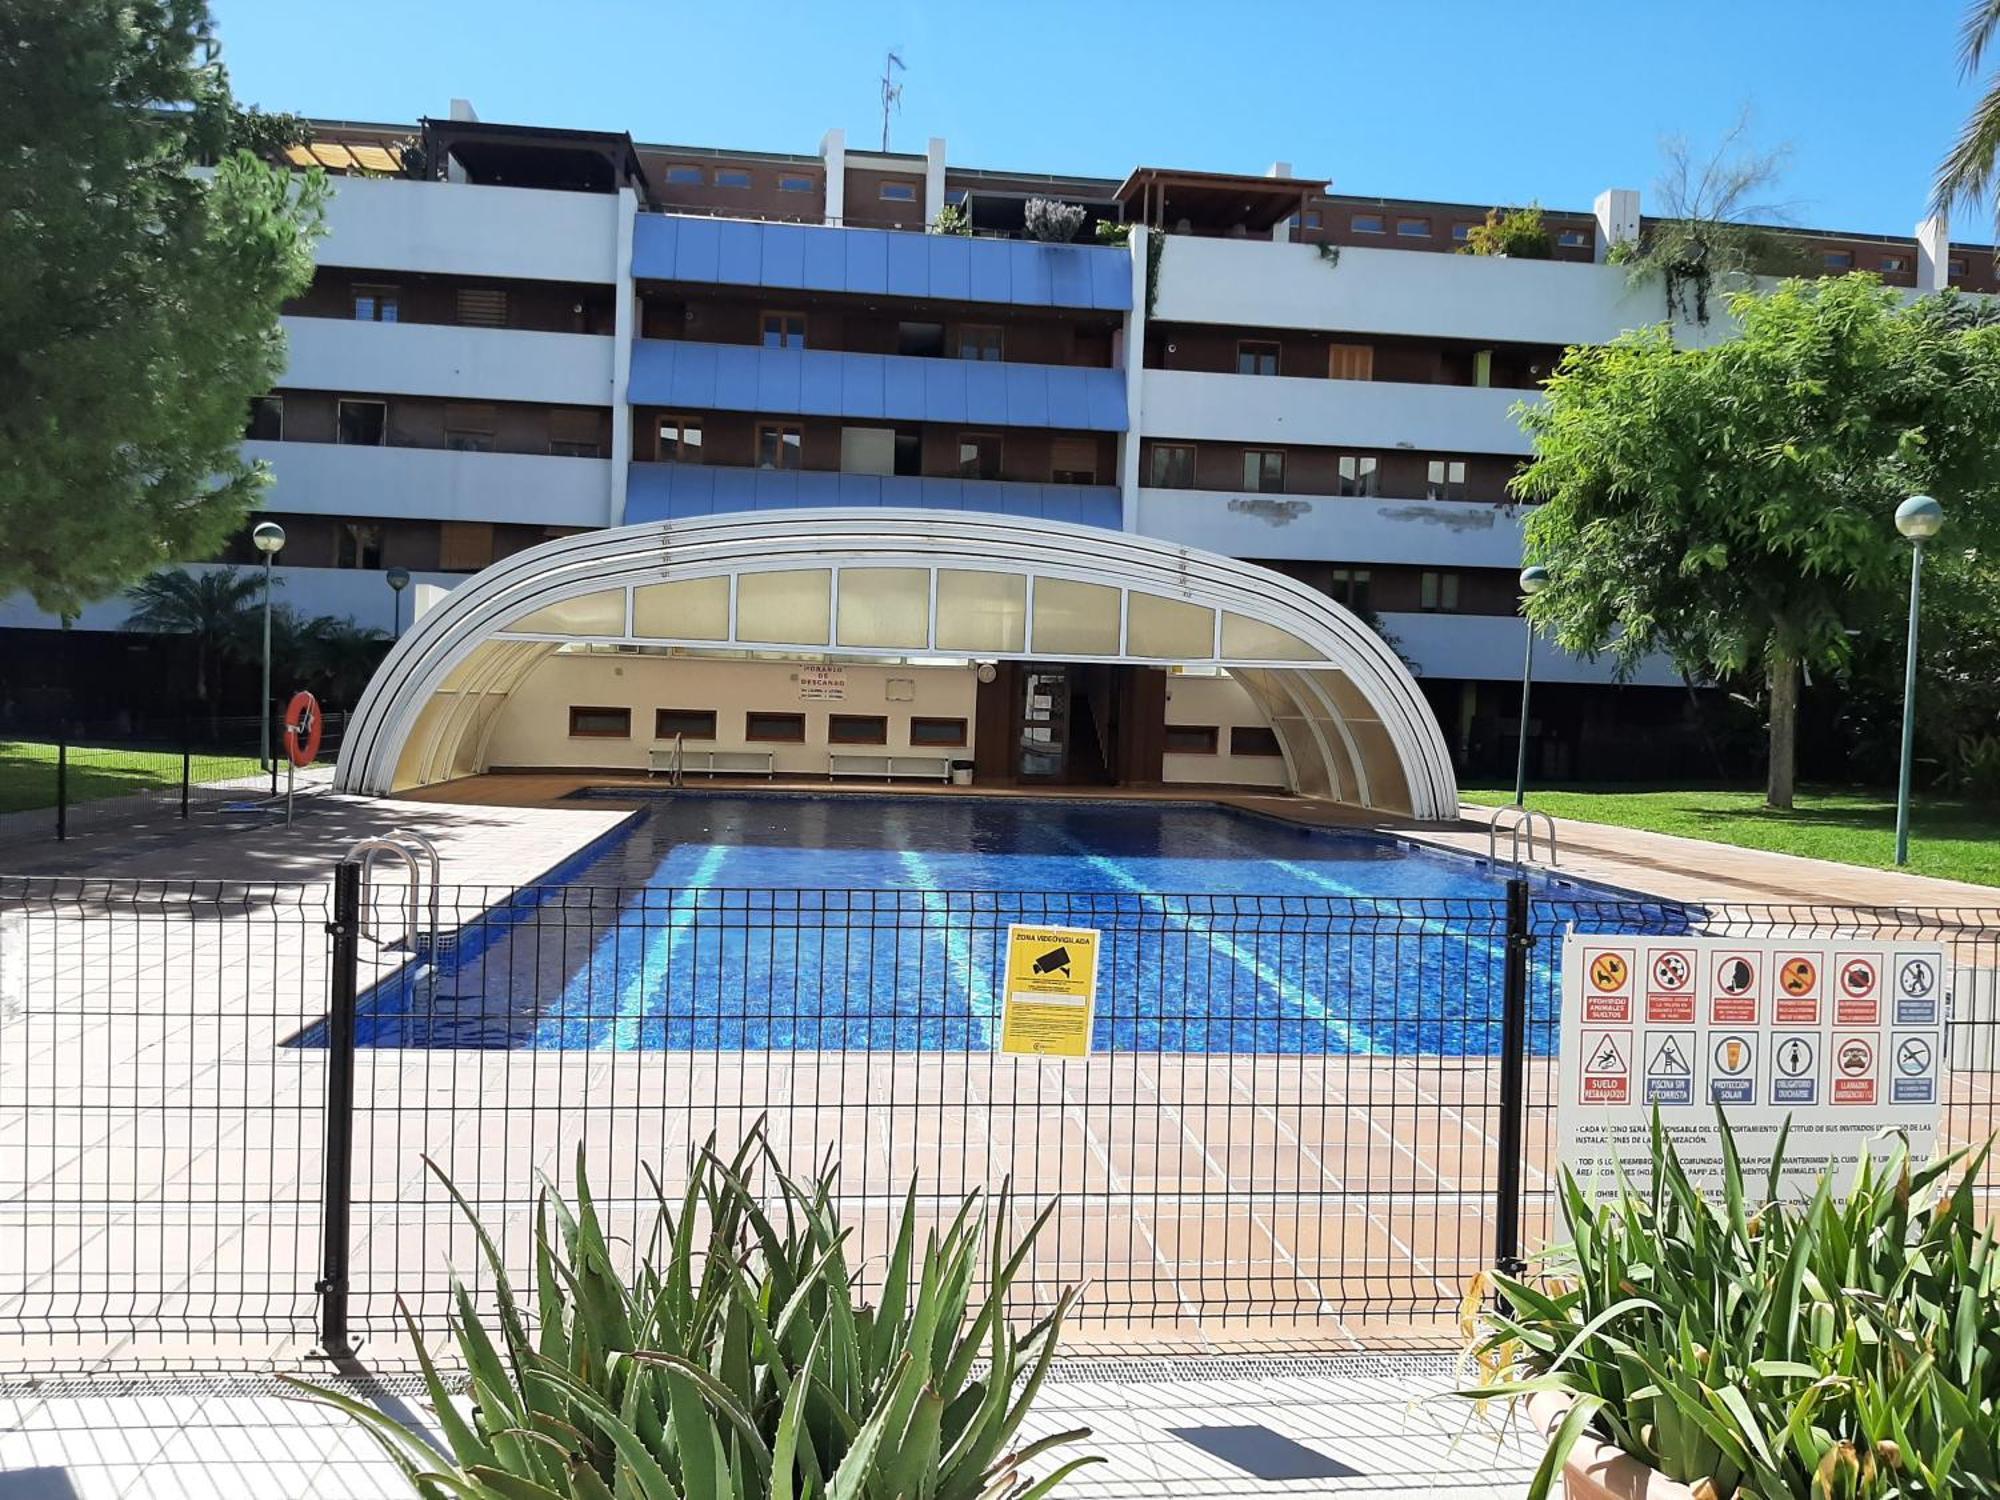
left=1032, top=946, right=1071, bottom=977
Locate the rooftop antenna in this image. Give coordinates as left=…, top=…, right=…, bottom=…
left=879, top=48, right=905, bottom=152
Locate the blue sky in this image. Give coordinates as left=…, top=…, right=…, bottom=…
left=214, top=0, right=1992, bottom=238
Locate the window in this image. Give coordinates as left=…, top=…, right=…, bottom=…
left=879, top=181, right=918, bottom=202
left=1420, top=571, right=1461, bottom=612
left=1286, top=209, right=1323, bottom=236
left=1325, top=568, right=1371, bottom=611
left=897, top=321, right=945, bottom=357
left=1881, top=254, right=1908, bottom=272
left=1230, top=726, right=1283, bottom=757
left=658, top=416, right=703, bottom=463
left=1164, top=724, right=1219, bottom=755
left=245, top=396, right=283, bottom=442
left=909, top=716, right=967, bottom=747
left=757, top=423, right=803, bottom=470
left=336, top=523, right=383, bottom=570
left=569, top=706, right=631, bottom=738
left=352, top=284, right=399, bottom=322
left=664, top=165, right=704, bottom=186
left=1242, top=449, right=1285, bottom=493
left=1328, top=343, right=1373, bottom=381
left=1396, top=217, right=1431, bottom=238
left=1303, top=209, right=1322, bottom=229
left=455, top=288, right=508, bottom=327
left=1148, top=444, right=1195, bottom=489
left=715, top=168, right=751, bottom=188
left=444, top=403, right=495, bottom=453
left=1236, top=340, right=1280, bottom=376
left=958, top=325, right=1003, bottom=361
left=1823, top=250, right=1855, bottom=270
left=778, top=174, right=814, bottom=193
left=1051, top=437, right=1097, bottom=485
left=1557, top=228, right=1591, bottom=249
left=654, top=708, right=717, bottom=740
left=829, top=714, right=888, bottom=745
left=1951, top=257, right=1969, bottom=277
left=746, top=711, right=806, bottom=742
left=957, top=433, right=1001, bottom=480
left=1352, top=212, right=1385, bottom=234
left=336, top=399, right=386, bottom=446
left=1426, top=458, right=1467, bottom=501
left=761, top=312, right=807, bottom=349
left=1452, top=222, right=1476, bottom=243
left=1336, top=455, right=1378, bottom=497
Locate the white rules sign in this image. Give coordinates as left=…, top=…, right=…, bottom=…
left=1557, top=934, right=1946, bottom=1198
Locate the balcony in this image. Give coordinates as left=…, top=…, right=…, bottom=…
left=1133, top=489, right=1528, bottom=567
left=633, top=214, right=1131, bottom=311
left=281, top=317, right=616, bottom=406
left=625, top=462, right=1121, bottom=528
left=1379, top=613, right=1682, bottom=686
left=316, top=175, right=623, bottom=284
left=243, top=441, right=615, bottom=528
left=1140, top=368, right=1530, bottom=454
left=628, top=341, right=1127, bottom=431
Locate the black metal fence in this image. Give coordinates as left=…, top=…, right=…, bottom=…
left=0, top=869, right=1994, bottom=1359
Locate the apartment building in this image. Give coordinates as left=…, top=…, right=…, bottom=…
left=3, top=104, right=1975, bottom=794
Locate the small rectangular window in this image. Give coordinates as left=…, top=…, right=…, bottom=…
left=1556, top=228, right=1591, bottom=249
left=444, top=403, right=496, bottom=453
left=1050, top=436, right=1097, bottom=485
left=1236, top=340, right=1280, bottom=376
left=778, top=174, right=814, bottom=193
left=957, top=433, right=1001, bottom=481
left=1337, top=455, right=1378, bottom=497
left=569, top=706, right=632, bottom=738
left=655, top=708, right=717, bottom=740
left=245, top=396, right=283, bottom=442
left=715, top=168, right=752, bottom=188
left=1327, top=568, right=1372, bottom=612
left=761, top=312, right=807, bottom=349
left=958, top=325, right=1003, bottom=361
left=897, top=321, right=946, bottom=357
left=455, top=288, right=509, bottom=327
left=909, top=716, right=967, bottom=747
left=336, top=399, right=387, bottom=447
left=352, top=284, right=399, bottom=322
left=336, top=522, right=384, bottom=570
left=1420, top=571, right=1461, bottom=612
left=1880, top=254, right=1907, bottom=272
left=1396, top=217, right=1431, bottom=238
left=1950, top=257, right=1969, bottom=277
left=1328, top=344, right=1373, bottom=381
left=1823, top=250, right=1855, bottom=270
left=880, top=181, right=918, bottom=202
left=1164, top=724, right=1219, bottom=755
left=1230, top=726, right=1283, bottom=757
left=757, top=423, right=803, bottom=470
left=829, top=713, right=888, bottom=745
left=746, top=711, right=806, bottom=742
left=1242, top=449, right=1285, bottom=493
left=665, top=165, right=704, bottom=185
left=1304, top=209, right=1322, bottom=228
left=1426, top=458, right=1467, bottom=501
left=1148, top=444, right=1195, bottom=489
left=1452, top=222, right=1476, bottom=243
left=1352, top=213, right=1385, bottom=234
left=658, top=416, right=703, bottom=463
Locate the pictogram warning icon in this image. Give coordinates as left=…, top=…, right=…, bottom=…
left=1649, top=1035, right=1689, bottom=1074
left=1709, top=1032, right=1755, bottom=1104
left=1590, top=952, right=1629, bottom=992
left=1579, top=1029, right=1631, bottom=1105
left=1838, top=1038, right=1872, bottom=1076
left=1841, top=957, right=1878, bottom=996
left=1651, top=952, right=1690, bottom=990
left=1718, top=958, right=1754, bottom=995
left=1777, top=1037, right=1813, bottom=1077
left=1590, top=1034, right=1625, bottom=1072
left=1779, top=957, right=1817, bottom=995
left=1896, top=1036, right=1931, bottom=1076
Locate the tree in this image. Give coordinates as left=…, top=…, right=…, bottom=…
left=0, top=1, right=323, bottom=615
left=1514, top=275, right=2000, bottom=809
left=290, top=615, right=389, bottom=709
left=122, top=565, right=270, bottom=708
left=1937, top=1, right=2000, bottom=228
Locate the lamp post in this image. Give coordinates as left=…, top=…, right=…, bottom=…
left=251, top=521, right=285, bottom=771
left=386, top=566, right=411, bottom=638
left=1893, top=495, right=1944, bottom=866
left=1513, top=565, right=1550, bottom=807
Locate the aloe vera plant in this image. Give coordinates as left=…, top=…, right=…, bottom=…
left=1460, top=1111, right=2000, bottom=1499
left=289, top=1124, right=1100, bottom=1499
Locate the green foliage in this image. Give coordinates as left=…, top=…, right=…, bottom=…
left=1023, top=197, right=1085, bottom=243
left=290, top=1124, right=1098, bottom=1500
left=1092, top=219, right=1130, bottom=247
left=1316, top=242, right=1341, bottom=269
left=1515, top=275, right=2000, bottom=806
left=1143, top=229, right=1165, bottom=316
left=1460, top=1113, right=2000, bottom=1499
left=0, top=0, right=325, bottom=615
left=123, top=565, right=270, bottom=704
left=931, top=201, right=972, bottom=236
left=1935, top=0, right=2000, bottom=232
left=1459, top=204, right=1552, bottom=259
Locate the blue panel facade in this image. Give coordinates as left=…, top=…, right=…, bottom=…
left=628, top=341, right=1127, bottom=432
left=631, top=214, right=1132, bottom=311
left=625, top=463, right=1123, bottom=528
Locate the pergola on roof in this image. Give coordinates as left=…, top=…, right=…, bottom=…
left=1115, top=167, right=1329, bottom=233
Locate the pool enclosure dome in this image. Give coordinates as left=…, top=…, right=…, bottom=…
left=332, top=509, right=1460, bottom=818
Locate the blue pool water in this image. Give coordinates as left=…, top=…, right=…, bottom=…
left=342, top=794, right=1688, bottom=1053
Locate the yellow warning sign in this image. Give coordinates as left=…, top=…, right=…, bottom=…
left=999, top=923, right=1101, bottom=1057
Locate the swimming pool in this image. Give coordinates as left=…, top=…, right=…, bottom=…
left=341, top=794, right=1687, bottom=1052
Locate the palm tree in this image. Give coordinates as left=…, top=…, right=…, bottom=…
left=1937, top=3, right=2000, bottom=224
left=122, top=566, right=271, bottom=707
left=294, top=615, right=389, bottom=709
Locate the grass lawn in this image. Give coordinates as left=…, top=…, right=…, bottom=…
left=1461, top=784, right=2000, bottom=890
left=0, top=740, right=264, bottom=815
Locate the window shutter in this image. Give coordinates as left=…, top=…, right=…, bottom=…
left=549, top=408, right=600, bottom=444
left=439, top=522, right=494, bottom=572
left=456, top=287, right=509, bottom=327
left=1051, top=438, right=1096, bottom=479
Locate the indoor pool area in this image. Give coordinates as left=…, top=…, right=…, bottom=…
left=334, top=793, right=1684, bottom=1052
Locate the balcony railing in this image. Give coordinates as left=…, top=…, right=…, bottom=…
left=626, top=462, right=1121, bottom=528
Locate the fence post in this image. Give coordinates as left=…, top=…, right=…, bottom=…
left=54, top=735, right=67, bottom=842
left=318, top=861, right=362, bottom=1361
left=1493, top=876, right=1532, bottom=1284
left=180, top=740, right=191, bottom=821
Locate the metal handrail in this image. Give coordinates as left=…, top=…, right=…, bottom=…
left=1487, top=805, right=1558, bottom=868
left=343, top=831, right=441, bottom=952
left=670, top=732, right=685, bottom=788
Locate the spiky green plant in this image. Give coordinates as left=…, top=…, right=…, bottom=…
left=288, top=1124, right=1100, bottom=1499
left=1458, top=1112, right=2000, bottom=1499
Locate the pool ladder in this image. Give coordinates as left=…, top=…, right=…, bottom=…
left=1487, top=805, right=1558, bottom=869
left=343, top=831, right=442, bottom=956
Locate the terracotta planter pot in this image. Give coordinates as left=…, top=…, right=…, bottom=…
left=1526, top=1391, right=1699, bottom=1500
